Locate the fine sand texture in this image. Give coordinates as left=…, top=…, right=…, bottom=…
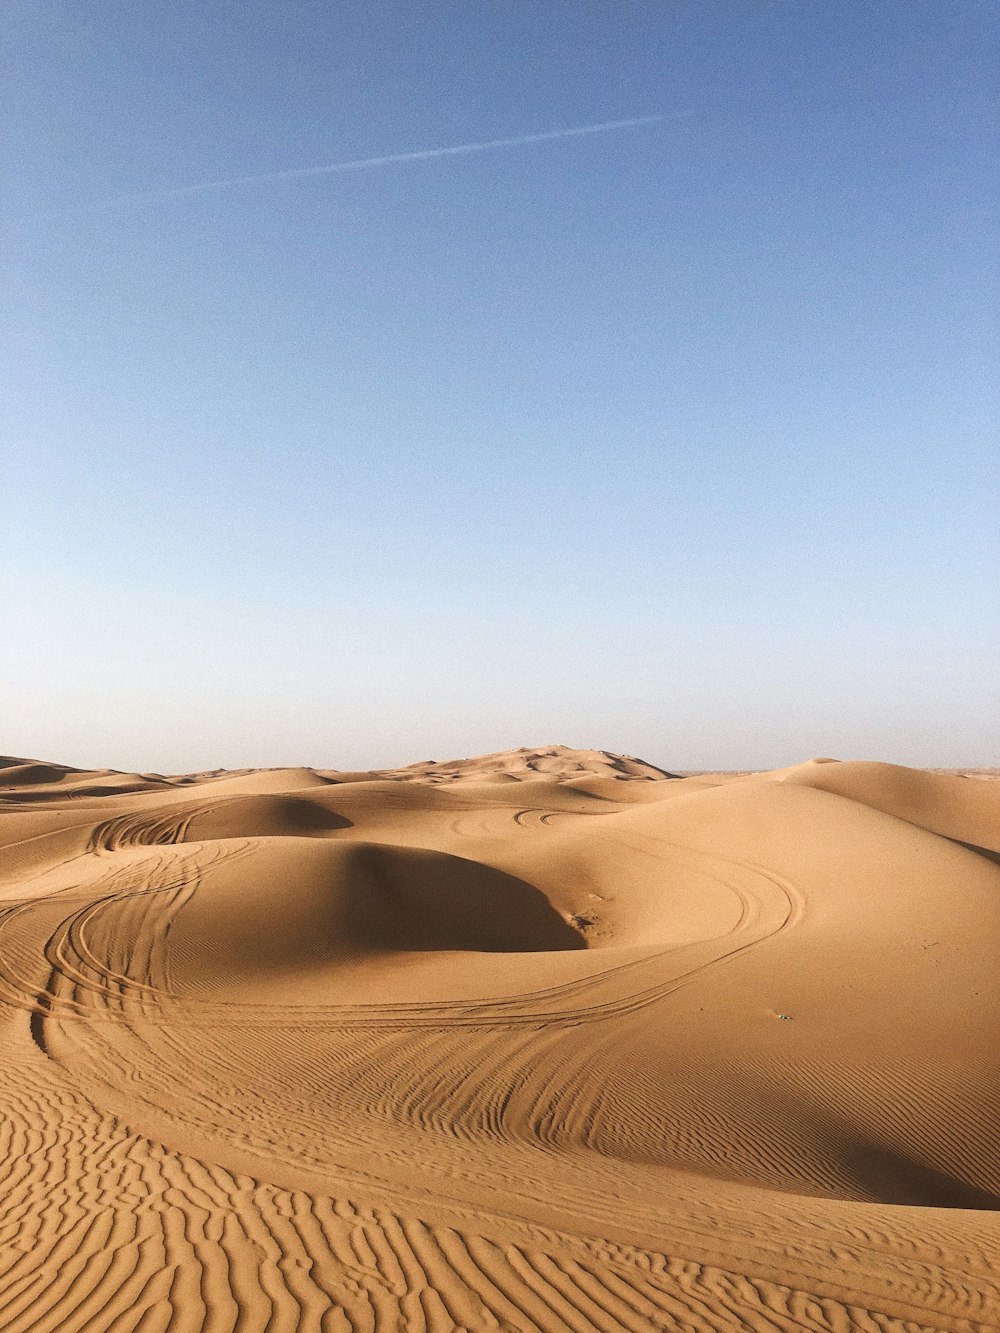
left=0, top=745, right=997, bottom=1332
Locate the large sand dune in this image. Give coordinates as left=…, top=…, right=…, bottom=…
left=0, top=746, right=997, bottom=1331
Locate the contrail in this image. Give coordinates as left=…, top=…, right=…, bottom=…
left=44, top=114, right=667, bottom=217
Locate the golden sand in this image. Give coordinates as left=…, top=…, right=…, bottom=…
left=0, top=746, right=997, bottom=1330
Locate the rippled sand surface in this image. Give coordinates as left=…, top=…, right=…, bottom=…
left=0, top=746, right=997, bottom=1331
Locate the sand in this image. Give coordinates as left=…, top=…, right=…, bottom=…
left=0, top=744, right=996, bottom=1331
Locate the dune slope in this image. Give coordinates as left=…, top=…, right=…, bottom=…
left=0, top=747, right=997, bottom=1331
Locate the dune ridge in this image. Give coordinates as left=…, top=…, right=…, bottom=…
left=0, top=746, right=997, bottom=1331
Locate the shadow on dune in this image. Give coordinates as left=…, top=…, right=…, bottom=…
left=332, top=844, right=587, bottom=954
left=843, top=1139, right=1000, bottom=1210
left=0, top=761, right=81, bottom=785
left=185, top=796, right=353, bottom=840
left=169, top=841, right=587, bottom=996
left=947, top=836, right=1000, bottom=869
left=0, top=783, right=169, bottom=803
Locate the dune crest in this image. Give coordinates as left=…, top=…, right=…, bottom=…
left=321, top=743, right=680, bottom=785
left=0, top=746, right=997, bottom=1330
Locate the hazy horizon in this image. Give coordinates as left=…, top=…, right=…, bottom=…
left=5, top=1, right=997, bottom=772
left=5, top=733, right=995, bottom=780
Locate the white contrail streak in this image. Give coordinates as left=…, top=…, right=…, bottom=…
left=47, top=114, right=667, bottom=217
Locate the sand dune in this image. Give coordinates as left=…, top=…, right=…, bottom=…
left=0, top=747, right=997, bottom=1331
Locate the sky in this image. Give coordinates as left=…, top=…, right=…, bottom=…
left=3, top=0, right=997, bottom=773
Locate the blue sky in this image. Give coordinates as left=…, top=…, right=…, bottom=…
left=4, top=1, right=997, bottom=772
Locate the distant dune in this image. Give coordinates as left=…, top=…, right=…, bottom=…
left=0, top=746, right=997, bottom=1330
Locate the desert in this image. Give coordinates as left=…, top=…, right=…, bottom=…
left=0, top=745, right=996, bottom=1331
left=8, top=1, right=997, bottom=1328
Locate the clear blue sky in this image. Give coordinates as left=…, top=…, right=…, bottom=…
left=3, top=1, right=997, bottom=772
